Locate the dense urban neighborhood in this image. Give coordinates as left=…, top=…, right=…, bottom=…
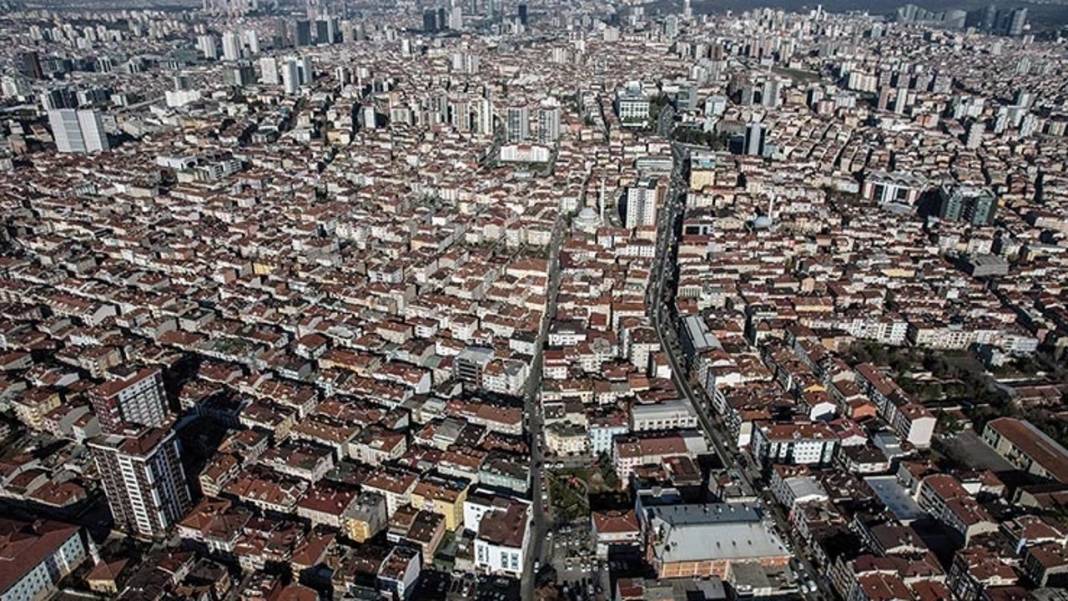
left=1, top=1, right=1068, bottom=601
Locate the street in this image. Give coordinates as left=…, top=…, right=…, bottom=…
left=648, top=142, right=833, bottom=601
left=520, top=215, right=565, bottom=601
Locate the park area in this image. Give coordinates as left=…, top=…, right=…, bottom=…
left=545, top=460, right=623, bottom=523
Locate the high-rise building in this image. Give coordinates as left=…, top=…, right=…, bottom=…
left=273, top=18, right=290, bottom=48
left=705, top=94, right=728, bottom=117
left=474, top=97, right=494, bottom=135
left=893, top=86, right=908, bottom=114
left=282, top=58, right=301, bottom=94
left=18, top=50, right=44, bottom=80
left=664, top=15, right=679, bottom=39
left=1014, top=90, right=1034, bottom=108
left=538, top=98, right=561, bottom=145
left=965, top=120, right=984, bottom=149
left=624, top=178, right=664, bottom=228
left=89, top=426, right=191, bottom=539
left=244, top=29, right=260, bottom=55
left=260, top=56, right=280, bottom=85
left=517, top=3, right=528, bottom=26
left=423, top=9, right=440, bottom=33
left=197, top=34, right=218, bottom=60
left=877, top=87, right=892, bottom=111
left=298, top=57, right=314, bottom=84
left=981, top=4, right=998, bottom=31
left=222, top=31, right=241, bottom=61
left=316, top=18, right=335, bottom=44
left=89, top=366, right=169, bottom=434
left=744, top=121, right=766, bottom=156
left=761, top=78, right=782, bottom=108
left=939, top=184, right=997, bottom=226
left=1007, top=8, right=1027, bottom=36
left=341, top=20, right=360, bottom=44
left=506, top=105, right=530, bottom=142
left=1020, top=113, right=1038, bottom=137
left=1, top=75, right=31, bottom=99
left=48, top=109, right=109, bottom=154
left=295, top=20, right=314, bottom=46
left=361, top=104, right=377, bottom=130
left=40, top=88, right=77, bottom=111
left=225, top=62, right=257, bottom=87
left=448, top=6, right=463, bottom=30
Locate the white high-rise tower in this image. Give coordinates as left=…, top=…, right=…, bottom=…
left=48, top=109, right=109, bottom=154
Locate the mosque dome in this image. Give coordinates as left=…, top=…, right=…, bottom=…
left=753, top=214, right=773, bottom=229
left=574, top=206, right=602, bottom=232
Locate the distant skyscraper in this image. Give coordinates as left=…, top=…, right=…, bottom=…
left=1020, top=113, right=1038, bottom=137
left=198, top=34, right=218, bottom=60
left=965, top=120, right=984, bottom=149
left=18, top=50, right=44, bottom=80
left=361, top=104, right=377, bottom=130
left=761, top=78, right=781, bottom=108
left=506, top=106, right=530, bottom=142
left=260, top=56, right=280, bottom=85
left=316, top=18, right=335, bottom=44
left=282, top=59, right=300, bottom=94
left=449, top=6, right=463, bottom=30
left=222, top=31, right=241, bottom=61
left=744, top=121, right=766, bottom=156
left=877, top=87, right=892, bottom=111
left=995, top=7, right=1028, bottom=35
left=1008, top=8, right=1027, bottom=36
left=40, top=88, right=77, bottom=111
left=89, top=425, right=191, bottom=539
left=244, top=29, right=260, bottom=55
left=982, top=4, right=998, bottom=31
left=424, top=9, right=439, bottom=33
left=1, top=75, right=31, bottom=99
left=944, top=9, right=967, bottom=30
left=475, top=97, right=494, bottom=135
left=1015, top=90, right=1034, bottom=108
left=538, top=99, right=561, bottom=144
left=48, top=109, right=109, bottom=154
left=894, top=87, right=908, bottom=114
left=298, top=57, right=314, bottom=83
left=517, top=3, right=528, bottom=26
left=295, top=19, right=313, bottom=46
left=225, top=62, right=257, bottom=87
